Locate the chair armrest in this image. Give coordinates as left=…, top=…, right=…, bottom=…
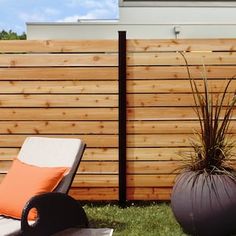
left=20, top=192, right=88, bottom=236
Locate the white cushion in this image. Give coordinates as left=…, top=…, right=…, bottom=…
left=0, top=216, right=21, bottom=235
left=0, top=217, right=35, bottom=236
left=18, top=137, right=83, bottom=168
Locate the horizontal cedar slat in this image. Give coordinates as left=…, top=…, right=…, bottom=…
left=0, top=54, right=117, bottom=67
left=127, top=134, right=236, bottom=147
left=0, top=108, right=118, bottom=121
left=127, top=147, right=190, bottom=161
left=0, top=148, right=20, bottom=159
left=127, top=80, right=236, bottom=93
left=127, top=52, right=236, bottom=66
left=2, top=111, right=233, bottom=127
left=0, top=81, right=118, bottom=94
left=128, top=107, right=236, bottom=120
left=127, top=187, right=172, bottom=201
left=0, top=135, right=118, bottom=148
left=69, top=187, right=118, bottom=200
left=127, top=134, right=201, bottom=147
left=72, top=174, right=118, bottom=187
left=0, top=39, right=236, bottom=52
left=0, top=95, right=118, bottom=107
left=0, top=67, right=118, bottom=81
left=127, top=120, right=236, bottom=134
left=0, top=40, right=118, bottom=53
left=83, top=148, right=118, bottom=161
left=127, top=66, right=236, bottom=80
left=127, top=174, right=176, bottom=187
left=78, top=162, right=118, bottom=174
left=127, top=161, right=181, bottom=174
left=0, top=121, right=118, bottom=134
left=127, top=39, right=236, bottom=52
left=127, top=94, right=234, bottom=107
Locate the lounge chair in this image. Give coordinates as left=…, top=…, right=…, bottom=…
left=0, top=137, right=88, bottom=236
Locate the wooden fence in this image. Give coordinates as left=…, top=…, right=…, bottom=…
left=126, top=38, right=236, bottom=200
left=0, top=40, right=119, bottom=200
left=0, top=38, right=236, bottom=201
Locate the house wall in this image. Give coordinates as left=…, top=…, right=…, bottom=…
left=27, top=5, right=236, bottom=39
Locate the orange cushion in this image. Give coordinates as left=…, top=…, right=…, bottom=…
left=0, top=158, right=68, bottom=220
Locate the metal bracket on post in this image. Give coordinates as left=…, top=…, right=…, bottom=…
left=118, top=31, right=127, bottom=207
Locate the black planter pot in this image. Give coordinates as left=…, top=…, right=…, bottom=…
left=171, top=171, right=236, bottom=236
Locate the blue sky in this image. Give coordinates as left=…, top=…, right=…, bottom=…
left=0, top=0, right=119, bottom=34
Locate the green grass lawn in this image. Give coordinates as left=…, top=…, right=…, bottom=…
left=84, top=202, right=186, bottom=236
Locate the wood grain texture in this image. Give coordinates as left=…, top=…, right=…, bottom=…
left=127, top=147, right=190, bottom=161
left=127, top=134, right=193, bottom=147
left=0, top=67, right=118, bottom=80
left=127, top=120, right=236, bottom=134
left=127, top=161, right=181, bottom=174
left=0, top=148, right=20, bottom=160
left=0, top=40, right=118, bottom=53
left=72, top=175, right=118, bottom=187
left=127, top=39, right=236, bottom=52
left=0, top=108, right=118, bottom=121
left=127, top=66, right=236, bottom=80
left=127, top=187, right=172, bottom=200
left=127, top=107, right=236, bottom=120
left=83, top=148, right=118, bottom=161
left=127, top=80, right=236, bottom=93
left=127, top=175, right=176, bottom=187
left=0, top=95, right=118, bottom=107
left=127, top=93, right=235, bottom=107
left=0, top=135, right=118, bottom=147
left=0, top=54, right=117, bottom=67
left=0, top=121, right=118, bottom=134
left=0, top=81, right=118, bottom=94
left=127, top=52, right=236, bottom=66
left=69, top=187, right=118, bottom=200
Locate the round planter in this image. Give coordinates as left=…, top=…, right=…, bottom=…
left=171, top=171, right=236, bottom=236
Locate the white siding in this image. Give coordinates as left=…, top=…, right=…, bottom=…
left=27, top=5, right=236, bottom=39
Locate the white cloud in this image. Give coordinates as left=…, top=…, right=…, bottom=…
left=58, top=15, right=80, bottom=22
left=19, top=12, right=46, bottom=22
left=19, top=7, right=60, bottom=23
left=59, top=0, right=118, bottom=22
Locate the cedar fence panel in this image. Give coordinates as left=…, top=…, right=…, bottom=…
left=0, top=40, right=119, bottom=201
left=0, top=38, right=236, bottom=201
left=126, top=38, right=236, bottom=201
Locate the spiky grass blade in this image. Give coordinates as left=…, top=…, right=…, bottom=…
left=179, top=52, right=236, bottom=175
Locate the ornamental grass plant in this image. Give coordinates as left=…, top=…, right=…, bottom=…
left=180, top=52, right=236, bottom=177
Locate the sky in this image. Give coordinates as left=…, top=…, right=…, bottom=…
left=0, top=0, right=119, bottom=34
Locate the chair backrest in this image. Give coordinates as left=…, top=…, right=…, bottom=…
left=17, top=137, right=86, bottom=193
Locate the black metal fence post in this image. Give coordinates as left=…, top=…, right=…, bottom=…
left=118, top=31, right=127, bottom=206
